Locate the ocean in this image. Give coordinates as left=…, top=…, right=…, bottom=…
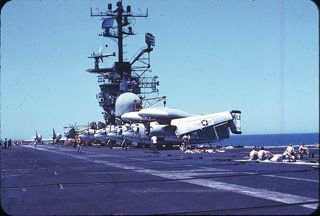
left=218, top=133, right=319, bottom=147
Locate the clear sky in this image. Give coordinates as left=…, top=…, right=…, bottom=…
left=1, top=0, right=319, bottom=139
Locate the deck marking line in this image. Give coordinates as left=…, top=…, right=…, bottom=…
left=263, top=174, right=319, bottom=183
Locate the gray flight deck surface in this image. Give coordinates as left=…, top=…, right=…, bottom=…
left=1, top=144, right=319, bottom=215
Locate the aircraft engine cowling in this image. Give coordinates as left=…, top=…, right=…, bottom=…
left=115, top=93, right=142, bottom=117
left=150, top=124, right=175, bottom=137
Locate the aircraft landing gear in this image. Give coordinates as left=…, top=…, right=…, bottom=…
left=121, top=140, right=127, bottom=151
left=107, top=140, right=113, bottom=149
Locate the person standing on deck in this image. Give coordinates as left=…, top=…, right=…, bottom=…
left=8, top=139, right=12, bottom=149
left=181, top=135, right=191, bottom=152
left=151, top=136, right=158, bottom=153
left=3, top=138, right=7, bottom=149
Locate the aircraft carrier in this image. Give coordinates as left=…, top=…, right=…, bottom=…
left=1, top=1, right=319, bottom=215
left=1, top=144, right=319, bottom=215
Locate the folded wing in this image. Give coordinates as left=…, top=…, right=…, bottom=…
left=171, top=110, right=241, bottom=136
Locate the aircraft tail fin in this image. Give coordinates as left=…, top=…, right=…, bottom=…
left=230, top=110, right=242, bottom=134
left=53, top=128, right=56, bottom=139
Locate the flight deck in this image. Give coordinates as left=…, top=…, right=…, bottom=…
left=1, top=144, right=319, bottom=215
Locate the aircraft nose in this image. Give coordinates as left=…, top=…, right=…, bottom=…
left=79, top=134, right=87, bottom=140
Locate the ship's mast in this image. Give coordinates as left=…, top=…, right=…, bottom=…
left=87, top=1, right=164, bottom=124
left=116, top=1, right=124, bottom=63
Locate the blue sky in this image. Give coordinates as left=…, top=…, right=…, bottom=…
left=1, top=0, right=318, bottom=139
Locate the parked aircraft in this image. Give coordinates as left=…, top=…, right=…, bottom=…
left=23, top=129, right=65, bottom=145
left=52, top=128, right=65, bottom=144
left=23, top=131, right=47, bottom=145
left=91, top=92, right=241, bottom=149
left=34, top=131, right=43, bottom=144
left=121, top=108, right=241, bottom=147
left=79, top=122, right=107, bottom=145
left=64, top=123, right=82, bottom=145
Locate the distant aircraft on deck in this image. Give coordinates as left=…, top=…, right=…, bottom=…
left=23, top=129, right=65, bottom=145
left=52, top=128, right=65, bottom=144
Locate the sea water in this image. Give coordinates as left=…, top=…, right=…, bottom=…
left=218, top=133, right=319, bottom=147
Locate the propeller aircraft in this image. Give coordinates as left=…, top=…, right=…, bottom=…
left=85, top=92, right=241, bottom=150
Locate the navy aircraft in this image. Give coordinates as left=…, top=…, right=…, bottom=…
left=23, top=131, right=42, bottom=145
left=24, top=129, right=65, bottom=145
left=64, top=123, right=82, bottom=145
left=34, top=131, right=43, bottom=144
left=52, top=128, right=65, bottom=144
left=79, top=122, right=107, bottom=145
left=90, top=92, right=241, bottom=149
left=121, top=107, right=241, bottom=148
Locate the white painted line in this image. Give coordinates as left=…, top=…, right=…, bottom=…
left=23, top=145, right=319, bottom=209
left=263, top=174, right=319, bottom=183
left=236, top=159, right=319, bottom=166
left=180, top=178, right=318, bottom=209
left=302, top=203, right=319, bottom=209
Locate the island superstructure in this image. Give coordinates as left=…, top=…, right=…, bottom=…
left=82, top=1, right=241, bottom=148
left=87, top=1, right=165, bottom=125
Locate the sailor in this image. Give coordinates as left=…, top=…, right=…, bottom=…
left=249, top=149, right=258, bottom=160
left=182, top=134, right=191, bottom=152
left=298, top=143, right=309, bottom=159
left=77, top=141, right=84, bottom=153
left=3, top=138, right=7, bottom=149
left=8, top=139, right=12, bottom=149
left=151, top=136, right=158, bottom=153
left=258, top=149, right=273, bottom=160
left=282, top=144, right=296, bottom=161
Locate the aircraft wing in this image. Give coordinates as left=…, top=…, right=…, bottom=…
left=171, top=111, right=238, bottom=136
left=24, top=138, right=35, bottom=142
left=42, top=138, right=53, bottom=141
left=121, top=108, right=242, bottom=136
left=121, top=107, right=193, bottom=123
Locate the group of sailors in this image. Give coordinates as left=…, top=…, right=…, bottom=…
left=179, top=135, right=223, bottom=154
left=1, top=138, right=13, bottom=149
left=249, top=143, right=310, bottom=162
